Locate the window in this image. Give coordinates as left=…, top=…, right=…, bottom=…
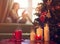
left=14, top=0, right=43, bottom=24
left=14, top=0, right=28, bottom=16
left=32, top=0, right=43, bottom=21
left=32, top=0, right=43, bottom=8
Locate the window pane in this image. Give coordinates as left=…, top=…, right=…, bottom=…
left=18, top=9, right=25, bottom=16
left=32, top=9, right=38, bottom=22
left=14, top=0, right=28, bottom=8
left=32, top=0, right=43, bottom=8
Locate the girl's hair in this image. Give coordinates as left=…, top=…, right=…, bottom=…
left=12, top=3, right=19, bottom=9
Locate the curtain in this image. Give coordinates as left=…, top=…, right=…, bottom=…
left=0, top=0, right=14, bottom=23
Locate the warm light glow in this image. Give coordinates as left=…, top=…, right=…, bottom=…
left=18, top=9, right=25, bottom=16
left=32, top=0, right=43, bottom=8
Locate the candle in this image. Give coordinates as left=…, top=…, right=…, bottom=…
left=44, top=23, right=49, bottom=41
left=30, top=28, right=35, bottom=41
left=36, top=26, right=43, bottom=41
left=14, top=29, right=22, bottom=41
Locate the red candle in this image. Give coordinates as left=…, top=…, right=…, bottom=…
left=14, top=29, right=22, bottom=41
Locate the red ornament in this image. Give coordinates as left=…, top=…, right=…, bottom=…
left=35, top=35, right=42, bottom=40
left=40, top=15, right=45, bottom=22
left=40, top=12, right=47, bottom=22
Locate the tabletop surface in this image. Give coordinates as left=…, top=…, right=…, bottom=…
left=0, top=39, right=56, bottom=44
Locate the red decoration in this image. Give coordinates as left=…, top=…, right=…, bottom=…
left=35, top=35, right=42, bottom=40
left=40, top=12, right=47, bottom=22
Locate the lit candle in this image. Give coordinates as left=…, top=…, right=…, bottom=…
left=44, top=23, right=49, bottom=41
left=36, top=26, right=43, bottom=40
left=30, top=28, right=35, bottom=41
